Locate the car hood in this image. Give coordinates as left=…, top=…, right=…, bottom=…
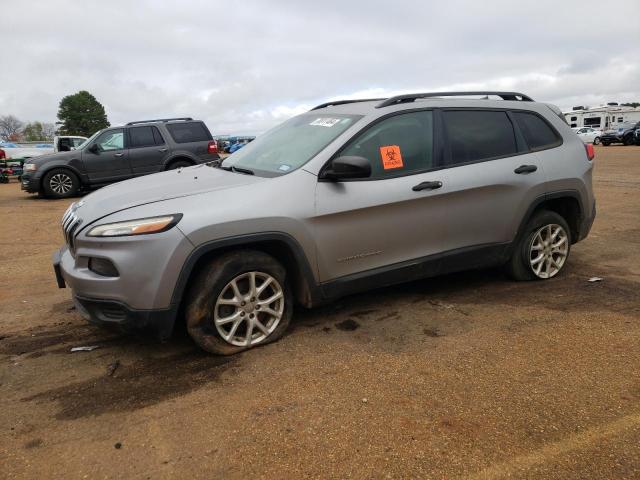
left=27, top=150, right=76, bottom=164
left=74, top=164, right=265, bottom=224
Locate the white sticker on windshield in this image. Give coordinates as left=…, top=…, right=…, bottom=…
left=278, top=164, right=292, bottom=172
left=309, top=118, right=341, bottom=128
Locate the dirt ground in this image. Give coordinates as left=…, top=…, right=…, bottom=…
left=1, top=146, right=639, bottom=479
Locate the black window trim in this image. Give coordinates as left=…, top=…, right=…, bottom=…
left=126, top=125, right=166, bottom=150
left=319, top=106, right=563, bottom=183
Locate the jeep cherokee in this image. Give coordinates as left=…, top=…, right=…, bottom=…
left=23, top=117, right=219, bottom=198
left=53, top=92, right=596, bottom=355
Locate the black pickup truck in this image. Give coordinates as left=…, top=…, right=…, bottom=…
left=21, top=118, right=220, bottom=198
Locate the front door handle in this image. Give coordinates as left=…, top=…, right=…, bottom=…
left=114, top=152, right=124, bottom=157
left=514, top=164, right=537, bottom=174
left=412, top=181, right=443, bottom=192
left=158, top=148, right=168, bottom=152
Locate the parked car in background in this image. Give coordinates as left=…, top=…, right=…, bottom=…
left=52, top=91, right=595, bottom=355
left=600, top=121, right=640, bottom=146
left=54, top=135, right=88, bottom=152
left=22, top=117, right=219, bottom=198
left=572, top=127, right=601, bottom=144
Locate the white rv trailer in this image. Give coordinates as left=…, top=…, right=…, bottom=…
left=564, top=105, right=640, bottom=130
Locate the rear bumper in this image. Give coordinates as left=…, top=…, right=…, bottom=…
left=578, top=200, right=596, bottom=241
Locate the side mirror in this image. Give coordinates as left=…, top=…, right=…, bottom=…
left=88, top=143, right=100, bottom=154
left=321, top=156, right=371, bottom=180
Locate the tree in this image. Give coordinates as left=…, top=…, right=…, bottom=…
left=56, top=90, right=109, bottom=136
left=0, top=115, right=24, bottom=141
left=621, top=102, right=640, bottom=108
left=23, top=122, right=56, bottom=141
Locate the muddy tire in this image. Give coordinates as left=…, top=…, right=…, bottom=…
left=507, top=210, right=571, bottom=281
left=42, top=168, right=79, bottom=198
left=185, top=250, right=293, bottom=355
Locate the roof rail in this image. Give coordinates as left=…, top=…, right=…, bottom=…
left=126, top=117, right=194, bottom=126
left=376, top=91, right=533, bottom=108
left=310, top=98, right=386, bottom=111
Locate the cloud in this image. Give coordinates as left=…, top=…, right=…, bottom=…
left=1, top=0, right=639, bottom=135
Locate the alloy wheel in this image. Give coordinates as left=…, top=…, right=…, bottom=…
left=528, top=224, right=569, bottom=279
left=50, top=173, right=73, bottom=194
left=214, top=271, right=284, bottom=347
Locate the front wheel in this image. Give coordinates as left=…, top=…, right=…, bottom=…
left=185, top=250, right=292, bottom=355
left=602, top=140, right=610, bottom=146
left=42, top=168, right=79, bottom=198
left=507, top=210, right=571, bottom=281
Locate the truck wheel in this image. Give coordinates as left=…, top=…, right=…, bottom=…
left=185, top=250, right=293, bottom=355
left=507, top=210, right=571, bottom=281
left=42, top=169, right=79, bottom=198
left=167, top=160, right=192, bottom=170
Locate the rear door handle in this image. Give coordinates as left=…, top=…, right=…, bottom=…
left=412, top=181, right=443, bottom=192
left=158, top=148, right=168, bottom=152
left=114, top=152, right=124, bottom=157
left=514, top=164, right=537, bottom=174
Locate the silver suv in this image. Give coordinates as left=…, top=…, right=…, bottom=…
left=53, top=91, right=596, bottom=355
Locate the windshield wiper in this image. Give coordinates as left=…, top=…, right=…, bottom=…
left=219, top=165, right=254, bottom=175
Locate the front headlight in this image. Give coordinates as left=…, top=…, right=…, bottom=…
left=87, top=214, right=182, bottom=237
left=24, top=163, right=37, bottom=171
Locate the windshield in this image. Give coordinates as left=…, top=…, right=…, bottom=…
left=220, top=113, right=362, bottom=176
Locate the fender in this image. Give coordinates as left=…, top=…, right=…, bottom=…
left=514, top=189, right=585, bottom=247
left=170, top=231, right=322, bottom=308
left=38, top=162, right=90, bottom=186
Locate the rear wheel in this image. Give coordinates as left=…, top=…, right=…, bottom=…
left=623, top=135, right=634, bottom=146
left=185, top=250, right=293, bottom=355
left=42, top=168, right=79, bottom=198
left=507, top=210, right=571, bottom=281
left=593, top=137, right=600, bottom=145
left=167, top=160, right=192, bottom=170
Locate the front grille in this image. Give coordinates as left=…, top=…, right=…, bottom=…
left=61, top=204, right=82, bottom=254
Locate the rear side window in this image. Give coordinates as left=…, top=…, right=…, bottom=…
left=340, top=111, right=434, bottom=179
left=512, top=111, right=560, bottom=150
left=129, top=126, right=164, bottom=148
left=166, top=122, right=212, bottom=143
left=443, top=110, right=517, bottom=165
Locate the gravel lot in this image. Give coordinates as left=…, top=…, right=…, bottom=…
left=1, top=146, right=639, bottom=479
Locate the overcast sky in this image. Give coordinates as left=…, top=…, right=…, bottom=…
left=3, top=0, right=639, bottom=135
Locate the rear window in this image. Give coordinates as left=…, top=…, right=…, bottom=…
left=512, top=112, right=561, bottom=150
left=165, top=122, right=212, bottom=143
left=443, top=110, right=517, bottom=165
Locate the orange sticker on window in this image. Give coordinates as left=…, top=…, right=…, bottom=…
left=380, top=145, right=403, bottom=170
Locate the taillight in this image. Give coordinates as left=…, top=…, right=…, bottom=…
left=207, top=141, right=218, bottom=154
left=0, top=149, right=5, bottom=160
left=585, top=143, right=595, bottom=161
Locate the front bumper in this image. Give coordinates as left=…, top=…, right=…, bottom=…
left=20, top=172, right=40, bottom=192
left=52, top=224, right=194, bottom=338
left=53, top=248, right=179, bottom=340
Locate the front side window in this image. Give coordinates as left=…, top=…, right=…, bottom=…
left=72, top=138, right=86, bottom=148
left=94, top=129, right=124, bottom=151
left=221, top=114, right=361, bottom=176
left=443, top=110, right=517, bottom=166
left=340, top=111, right=434, bottom=178
left=512, top=111, right=560, bottom=150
